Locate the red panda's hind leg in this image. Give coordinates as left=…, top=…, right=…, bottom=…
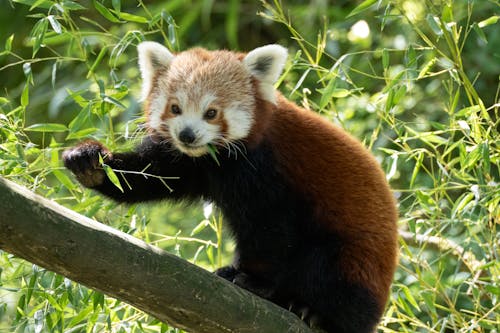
left=214, top=266, right=276, bottom=299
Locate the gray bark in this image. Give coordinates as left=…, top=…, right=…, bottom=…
left=0, top=177, right=314, bottom=333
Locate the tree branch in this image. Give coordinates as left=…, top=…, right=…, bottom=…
left=0, top=177, right=314, bottom=333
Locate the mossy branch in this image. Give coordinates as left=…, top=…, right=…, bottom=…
left=0, top=177, right=314, bottom=333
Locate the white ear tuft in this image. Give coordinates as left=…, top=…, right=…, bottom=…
left=137, top=41, right=175, bottom=100
left=243, top=44, right=288, bottom=103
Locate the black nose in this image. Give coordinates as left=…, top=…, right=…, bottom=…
left=179, top=128, right=196, bottom=144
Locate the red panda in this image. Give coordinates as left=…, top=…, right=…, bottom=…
left=63, top=42, right=399, bottom=333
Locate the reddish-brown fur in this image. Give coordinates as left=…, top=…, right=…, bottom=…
left=247, top=94, right=398, bottom=308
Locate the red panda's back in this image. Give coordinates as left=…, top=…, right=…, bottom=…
left=267, top=94, right=399, bottom=307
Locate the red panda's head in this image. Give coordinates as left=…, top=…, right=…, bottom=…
left=137, top=42, right=287, bottom=157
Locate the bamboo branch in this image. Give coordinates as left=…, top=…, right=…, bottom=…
left=0, top=177, right=314, bottom=333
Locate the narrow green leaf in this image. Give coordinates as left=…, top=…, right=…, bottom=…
left=60, top=1, right=86, bottom=10
left=87, top=46, right=107, bottom=78
left=52, top=169, right=76, bottom=190
left=409, top=151, right=423, bottom=188
left=441, top=4, right=453, bottom=23
left=382, top=48, right=389, bottom=70
left=463, top=145, right=482, bottom=169
left=93, top=0, right=121, bottom=23
left=25, top=123, right=68, bottom=132
left=456, top=105, right=481, bottom=117
left=21, top=83, right=29, bottom=107
left=426, top=14, right=443, bottom=36
left=447, top=272, right=470, bottom=286
left=319, top=78, right=337, bottom=109
left=417, top=57, right=437, bottom=79
left=420, top=291, right=437, bottom=315
left=29, top=0, right=51, bottom=10
left=103, top=96, right=126, bottom=109
left=51, top=61, right=57, bottom=88
left=100, top=155, right=124, bottom=193
left=481, top=142, right=490, bottom=174
left=5, top=34, right=14, bottom=52
left=111, top=0, right=121, bottom=13
left=382, top=70, right=405, bottom=93
left=347, top=0, right=378, bottom=18
left=12, top=0, right=51, bottom=9
left=472, top=23, right=488, bottom=44
left=401, top=285, right=420, bottom=311
left=92, top=290, right=104, bottom=310
left=207, top=144, right=220, bottom=166
left=31, top=17, right=48, bottom=56
left=331, top=89, right=351, bottom=98
left=117, top=11, right=148, bottom=24
left=66, top=128, right=99, bottom=140
left=47, top=15, right=62, bottom=34
left=25, top=272, right=38, bottom=304
left=45, top=294, right=63, bottom=312
left=68, top=105, right=90, bottom=131
left=191, top=219, right=210, bottom=236
left=478, top=15, right=499, bottom=28
left=393, top=85, right=407, bottom=104
left=291, top=68, right=311, bottom=95
left=452, top=192, right=474, bottom=217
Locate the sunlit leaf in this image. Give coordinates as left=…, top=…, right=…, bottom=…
left=100, top=155, right=124, bottom=193
left=25, top=123, right=68, bottom=132
left=117, top=11, right=148, bottom=23
left=426, top=14, right=443, bottom=36
left=21, top=83, right=29, bottom=107
left=478, top=15, right=499, bottom=28
left=347, top=0, right=378, bottom=18
left=5, top=34, right=14, bottom=52
left=47, top=15, right=62, bottom=34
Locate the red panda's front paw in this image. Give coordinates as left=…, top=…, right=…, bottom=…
left=63, top=141, right=111, bottom=188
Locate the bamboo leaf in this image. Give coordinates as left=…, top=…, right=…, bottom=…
left=5, top=34, right=14, bottom=52
left=25, top=123, right=68, bottom=132
left=382, top=48, right=389, bottom=70
left=346, top=0, right=378, bottom=18
left=100, top=155, right=124, bottom=193
left=426, top=14, right=443, bottom=36
left=472, top=23, right=488, bottom=44
left=117, top=11, right=149, bottom=24
left=47, top=15, right=62, bottom=34
left=93, top=0, right=121, bottom=23
left=478, top=15, right=499, bottom=28
left=21, top=83, right=29, bottom=107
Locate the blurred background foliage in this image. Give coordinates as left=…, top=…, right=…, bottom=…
left=0, top=0, right=498, bottom=332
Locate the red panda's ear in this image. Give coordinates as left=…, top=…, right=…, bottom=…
left=243, top=44, right=288, bottom=104
left=137, top=42, right=175, bottom=100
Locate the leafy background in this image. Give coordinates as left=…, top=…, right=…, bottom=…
left=0, top=0, right=498, bottom=332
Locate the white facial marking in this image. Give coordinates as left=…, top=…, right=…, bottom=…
left=148, top=93, right=167, bottom=131
left=224, top=102, right=254, bottom=140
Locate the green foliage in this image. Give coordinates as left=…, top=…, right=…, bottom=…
left=0, top=0, right=498, bottom=332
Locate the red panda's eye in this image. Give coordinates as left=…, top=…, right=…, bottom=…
left=171, top=104, right=182, bottom=115
left=204, top=108, right=218, bottom=120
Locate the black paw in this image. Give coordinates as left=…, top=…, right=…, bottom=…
left=63, top=140, right=110, bottom=188
left=214, top=266, right=275, bottom=299
left=287, top=301, right=323, bottom=330
left=214, top=266, right=238, bottom=281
